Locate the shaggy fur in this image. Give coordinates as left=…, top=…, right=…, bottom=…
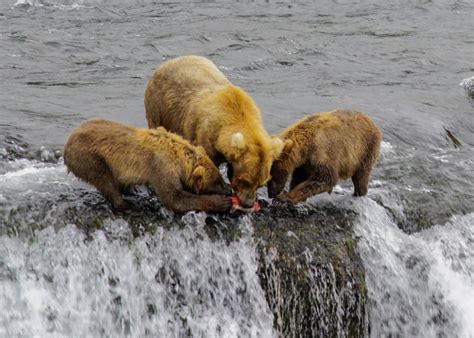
left=144, top=55, right=283, bottom=208
left=267, top=109, right=382, bottom=204
left=64, top=119, right=232, bottom=213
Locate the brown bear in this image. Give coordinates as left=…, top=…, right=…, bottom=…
left=144, top=55, right=283, bottom=208
left=267, top=109, right=382, bottom=204
left=63, top=119, right=232, bottom=213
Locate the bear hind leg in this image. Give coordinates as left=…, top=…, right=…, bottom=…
left=352, top=169, right=370, bottom=197
left=352, top=136, right=380, bottom=197
left=79, top=155, right=127, bottom=210
left=98, top=177, right=128, bottom=211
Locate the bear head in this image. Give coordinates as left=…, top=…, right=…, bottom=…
left=225, top=132, right=284, bottom=208
left=190, top=146, right=232, bottom=196
left=267, top=139, right=295, bottom=198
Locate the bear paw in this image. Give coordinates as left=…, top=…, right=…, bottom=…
left=273, top=193, right=301, bottom=206
left=207, top=195, right=232, bottom=212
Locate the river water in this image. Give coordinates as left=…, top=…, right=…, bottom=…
left=1, top=0, right=473, bottom=337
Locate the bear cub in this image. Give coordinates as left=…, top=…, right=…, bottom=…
left=64, top=119, right=232, bottom=213
left=267, top=109, right=382, bottom=204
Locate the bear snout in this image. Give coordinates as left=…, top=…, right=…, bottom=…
left=236, top=191, right=256, bottom=208
left=222, top=184, right=233, bottom=196
left=241, top=200, right=255, bottom=209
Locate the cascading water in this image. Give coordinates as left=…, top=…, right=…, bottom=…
left=0, top=150, right=366, bottom=337
left=0, top=209, right=276, bottom=337
left=354, top=200, right=474, bottom=337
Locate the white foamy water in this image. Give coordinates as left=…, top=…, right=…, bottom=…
left=353, top=198, right=474, bottom=337
left=0, top=215, right=275, bottom=337
left=13, top=0, right=92, bottom=9
left=380, top=141, right=394, bottom=155
left=460, top=76, right=474, bottom=95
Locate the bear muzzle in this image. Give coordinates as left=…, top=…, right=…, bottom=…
left=235, top=190, right=256, bottom=208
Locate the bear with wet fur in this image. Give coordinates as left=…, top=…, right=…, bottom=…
left=144, top=55, right=283, bottom=208
left=267, top=109, right=382, bottom=204
left=64, top=119, right=232, bottom=213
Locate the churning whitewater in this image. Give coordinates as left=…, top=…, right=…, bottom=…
left=355, top=201, right=474, bottom=337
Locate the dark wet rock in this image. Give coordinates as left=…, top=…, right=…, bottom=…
left=254, top=203, right=368, bottom=337
left=460, top=76, right=474, bottom=99
left=444, top=128, right=462, bottom=149
left=0, top=137, right=62, bottom=163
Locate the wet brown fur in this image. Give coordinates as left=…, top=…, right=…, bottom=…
left=267, top=109, right=382, bottom=204
left=144, top=55, right=283, bottom=207
left=64, top=119, right=232, bottom=213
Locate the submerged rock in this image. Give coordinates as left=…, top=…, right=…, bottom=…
left=460, top=76, right=474, bottom=98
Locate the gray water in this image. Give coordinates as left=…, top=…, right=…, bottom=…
left=1, top=0, right=474, bottom=337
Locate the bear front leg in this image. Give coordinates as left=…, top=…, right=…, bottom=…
left=167, top=191, right=232, bottom=213
left=289, top=165, right=311, bottom=190
left=150, top=171, right=231, bottom=213
left=276, top=180, right=331, bottom=204
left=277, top=166, right=338, bottom=204
left=226, top=163, right=234, bottom=182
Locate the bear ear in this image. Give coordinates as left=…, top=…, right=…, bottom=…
left=231, top=132, right=246, bottom=150
left=270, top=137, right=285, bottom=159
left=283, top=139, right=294, bottom=153
left=191, top=165, right=206, bottom=193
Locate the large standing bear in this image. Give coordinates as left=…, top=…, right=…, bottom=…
left=144, top=55, right=283, bottom=208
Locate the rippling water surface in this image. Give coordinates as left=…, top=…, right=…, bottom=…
left=1, top=0, right=473, bottom=336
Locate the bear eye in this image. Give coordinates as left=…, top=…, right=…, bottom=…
left=235, top=177, right=251, bottom=188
